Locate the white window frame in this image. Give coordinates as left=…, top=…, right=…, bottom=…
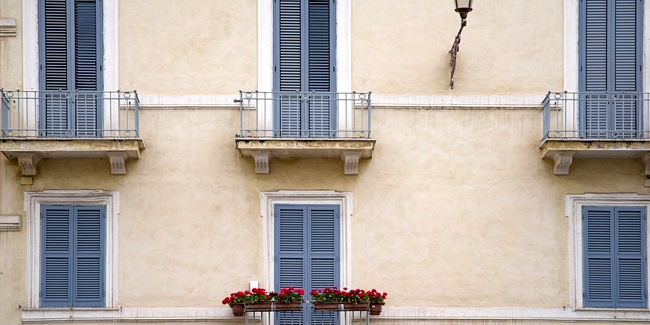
left=566, top=193, right=650, bottom=310
left=261, top=190, right=352, bottom=292
left=24, top=190, right=119, bottom=311
left=21, top=0, right=118, bottom=135
left=257, top=0, right=352, bottom=137
left=563, top=0, right=650, bottom=131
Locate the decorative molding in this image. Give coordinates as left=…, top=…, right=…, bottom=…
left=261, top=191, right=353, bottom=296
left=371, top=94, right=545, bottom=108
left=25, top=190, right=119, bottom=309
left=138, top=95, right=239, bottom=108
left=17, top=153, right=40, bottom=176
left=0, top=19, right=17, bottom=37
left=0, top=216, right=20, bottom=231
left=252, top=150, right=270, bottom=174
left=552, top=151, right=575, bottom=175
left=107, top=152, right=127, bottom=175
left=566, top=193, right=650, bottom=310
left=20, top=306, right=650, bottom=323
left=341, top=150, right=361, bottom=175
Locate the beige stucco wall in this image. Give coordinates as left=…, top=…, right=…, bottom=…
left=2, top=0, right=647, bottom=324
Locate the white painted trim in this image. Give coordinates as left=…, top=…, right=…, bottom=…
left=0, top=215, right=21, bottom=231
left=24, top=190, right=119, bottom=310
left=371, top=94, right=544, bottom=108
left=138, top=94, right=544, bottom=109
left=260, top=191, right=352, bottom=294
left=566, top=193, right=650, bottom=311
left=20, top=306, right=650, bottom=322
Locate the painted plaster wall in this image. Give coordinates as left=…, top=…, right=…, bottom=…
left=1, top=106, right=649, bottom=324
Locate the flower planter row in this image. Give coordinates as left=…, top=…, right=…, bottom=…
left=231, top=301, right=382, bottom=316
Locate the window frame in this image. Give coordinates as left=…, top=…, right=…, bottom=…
left=25, top=190, right=118, bottom=310
left=567, top=193, right=650, bottom=310
left=261, top=191, right=352, bottom=296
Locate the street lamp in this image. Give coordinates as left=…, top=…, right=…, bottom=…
left=449, top=0, right=473, bottom=89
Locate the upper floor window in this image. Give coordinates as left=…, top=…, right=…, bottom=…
left=273, top=0, right=336, bottom=137
left=580, top=0, right=643, bottom=138
left=38, top=0, right=103, bottom=137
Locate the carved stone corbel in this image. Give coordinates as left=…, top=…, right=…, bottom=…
left=641, top=152, right=650, bottom=176
left=552, top=151, right=575, bottom=175
left=17, top=153, right=40, bottom=176
left=107, top=152, right=127, bottom=175
left=252, top=150, right=271, bottom=174
left=341, top=150, right=361, bottom=175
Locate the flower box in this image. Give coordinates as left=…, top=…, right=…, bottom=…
left=246, top=301, right=273, bottom=311
left=275, top=301, right=302, bottom=311
left=313, top=302, right=340, bottom=311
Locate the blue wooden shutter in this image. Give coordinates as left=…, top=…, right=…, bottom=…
left=583, top=206, right=647, bottom=308
left=74, top=0, right=102, bottom=137
left=615, top=207, right=646, bottom=308
left=73, top=206, right=105, bottom=307
left=41, top=205, right=105, bottom=307
left=39, top=0, right=102, bottom=137
left=580, top=0, right=642, bottom=138
left=275, top=204, right=339, bottom=324
left=41, top=206, right=73, bottom=307
left=274, top=0, right=335, bottom=138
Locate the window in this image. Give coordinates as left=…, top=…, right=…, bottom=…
left=274, top=0, right=336, bottom=137
left=275, top=204, right=340, bottom=324
left=39, top=0, right=103, bottom=136
left=41, top=205, right=105, bottom=307
left=580, top=0, right=642, bottom=137
left=583, top=206, right=647, bottom=308
left=567, top=194, right=650, bottom=310
left=25, top=190, right=117, bottom=314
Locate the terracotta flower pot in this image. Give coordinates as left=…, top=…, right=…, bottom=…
left=313, top=302, right=340, bottom=311
left=343, top=302, right=369, bottom=311
left=231, top=303, right=245, bottom=316
left=246, top=301, right=273, bottom=311
left=275, top=301, right=302, bottom=311
left=369, top=302, right=382, bottom=315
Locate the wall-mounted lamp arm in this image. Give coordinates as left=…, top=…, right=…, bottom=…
left=449, top=18, right=467, bottom=89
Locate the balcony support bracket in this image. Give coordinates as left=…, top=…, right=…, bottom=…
left=642, top=153, right=650, bottom=176
left=553, top=151, right=575, bottom=175
left=253, top=150, right=271, bottom=174
left=341, top=150, right=361, bottom=175
left=17, top=153, right=40, bottom=176
left=107, top=152, right=127, bottom=175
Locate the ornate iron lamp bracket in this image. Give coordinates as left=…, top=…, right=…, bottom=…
left=449, top=18, right=467, bottom=89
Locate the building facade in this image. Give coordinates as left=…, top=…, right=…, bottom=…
left=1, top=0, right=650, bottom=324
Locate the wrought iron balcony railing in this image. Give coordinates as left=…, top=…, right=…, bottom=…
left=542, top=91, right=650, bottom=141
left=1, top=89, right=140, bottom=138
left=236, top=91, right=372, bottom=139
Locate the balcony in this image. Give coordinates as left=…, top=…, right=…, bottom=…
left=541, top=91, right=650, bottom=175
left=0, top=90, right=144, bottom=175
left=235, top=91, right=375, bottom=174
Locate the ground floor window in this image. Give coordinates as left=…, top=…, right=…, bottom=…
left=41, top=205, right=105, bottom=307
left=568, top=194, right=649, bottom=309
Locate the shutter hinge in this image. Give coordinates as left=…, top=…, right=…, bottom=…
left=336, top=256, right=340, bottom=261
left=39, top=64, right=42, bottom=71
left=39, top=289, right=42, bottom=298
left=274, top=66, right=277, bottom=72
left=333, top=66, right=336, bottom=72
left=103, top=288, right=106, bottom=297
left=582, top=292, right=585, bottom=298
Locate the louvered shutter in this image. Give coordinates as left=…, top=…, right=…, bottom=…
left=615, top=207, right=646, bottom=308
left=580, top=0, right=642, bottom=138
left=308, top=205, right=339, bottom=325
left=41, top=205, right=105, bottom=307
left=275, top=204, right=339, bottom=325
left=74, top=206, right=105, bottom=307
left=41, top=206, right=73, bottom=307
left=275, top=0, right=335, bottom=138
left=39, top=0, right=102, bottom=137
left=583, top=206, right=647, bottom=308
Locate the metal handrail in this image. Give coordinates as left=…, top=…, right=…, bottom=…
left=1, top=89, right=140, bottom=139
left=542, top=91, right=650, bottom=140
left=236, top=90, right=372, bottom=139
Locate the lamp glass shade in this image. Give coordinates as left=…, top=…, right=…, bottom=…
left=454, top=0, right=473, bottom=10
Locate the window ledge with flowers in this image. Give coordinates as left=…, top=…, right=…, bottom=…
left=223, top=287, right=387, bottom=316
